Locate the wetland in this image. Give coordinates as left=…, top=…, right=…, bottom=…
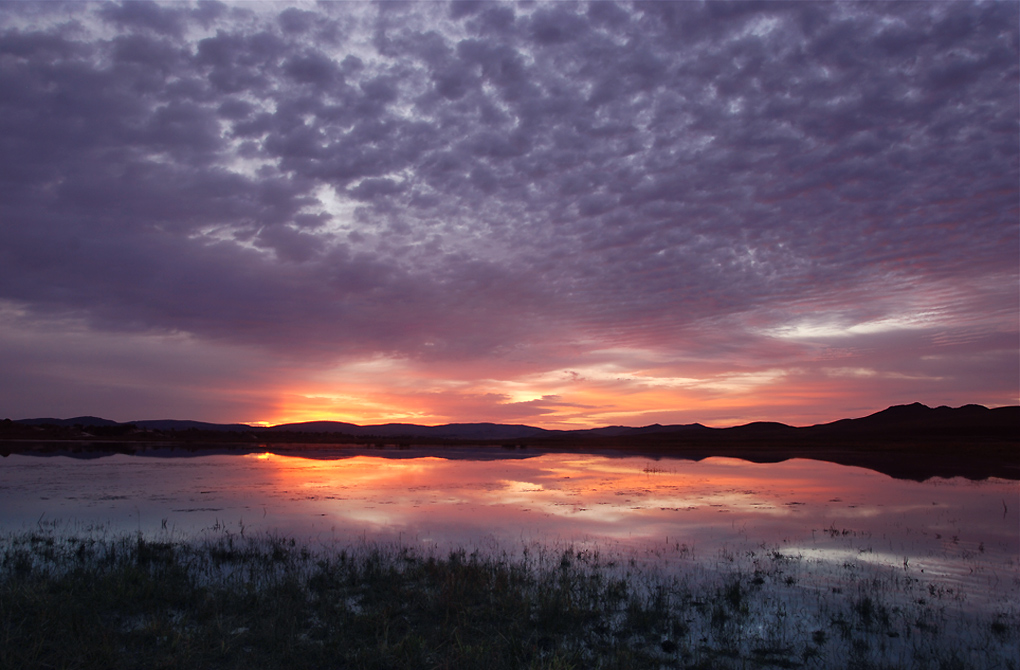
left=1, top=447, right=1017, bottom=668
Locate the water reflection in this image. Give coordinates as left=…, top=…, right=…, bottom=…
left=1, top=451, right=1016, bottom=606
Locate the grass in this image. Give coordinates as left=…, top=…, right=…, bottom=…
left=1, top=529, right=1017, bottom=669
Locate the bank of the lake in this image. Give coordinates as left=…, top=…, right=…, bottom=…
left=2, top=530, right=1017, bottom=670
left=5, top=402, right=1018, bottom=482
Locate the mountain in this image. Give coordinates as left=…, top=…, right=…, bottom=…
left=6, top=404, right=1016, bottom=481
left=574, top=423, right=710, bottom=437
left=804, top=403, right=1017, bottom=437
left=10, top=403, right=1017, bottom=441
left=262, top=421, right=361, bottom=434
left=131, top=419, right=259, bottom=432
left=16, top=416, right=121, bottom=427
left=266, top=421, right=549, bottom=440
left=266, top=420, right=715, bottom=440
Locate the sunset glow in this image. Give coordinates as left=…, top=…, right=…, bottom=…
left=0, top=1, right=1015, bottom=428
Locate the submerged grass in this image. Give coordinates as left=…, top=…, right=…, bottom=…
left=1, top=530, right=1017, bottom=669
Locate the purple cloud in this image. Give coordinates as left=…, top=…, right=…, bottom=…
left=0, top=1, right=1015, bottom=424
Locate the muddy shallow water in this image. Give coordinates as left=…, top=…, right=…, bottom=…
left=2, top=449, right=1017, bottom=613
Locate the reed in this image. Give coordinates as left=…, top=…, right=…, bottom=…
left=1, top=528, right=1016, bottom=669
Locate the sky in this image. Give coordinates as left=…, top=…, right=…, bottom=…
left=0, top=0, right=1016, bottom=429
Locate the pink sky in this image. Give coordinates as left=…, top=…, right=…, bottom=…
left=0, top=2, right=1016, bottom=428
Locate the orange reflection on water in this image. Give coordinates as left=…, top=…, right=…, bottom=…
left=1, top=450, right=1016, bottom=604
left=238, top=451, right=1018, bottom=570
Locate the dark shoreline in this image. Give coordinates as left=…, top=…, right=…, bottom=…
left=1, top=433, right=1017, bottom=482
left=4, top=403, right=1017, bottom=481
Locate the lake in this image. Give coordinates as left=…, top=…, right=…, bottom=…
left=2, top=447, right=1016, bottom=608
left=3, top=445, right=1018, bottom=667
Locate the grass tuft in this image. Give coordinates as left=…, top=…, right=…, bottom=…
left=1, top=529, right=1016, bottom=669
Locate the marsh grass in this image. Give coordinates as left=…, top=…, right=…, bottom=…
left=1, top=529, right=1016, bottom=669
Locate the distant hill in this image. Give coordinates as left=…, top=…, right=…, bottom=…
left=14, top=417, right=258, bottom=432
left=803, top=403, right=1017, bottom=437
left=5, top=403, right=1017, bottom=481
left=265, top=421, right=550, bottom=441
left=16, top=416, right=121, bottom=428
left=10, top=403, right=1018, bottom=441
left=131, top=419, right=259, bottom=432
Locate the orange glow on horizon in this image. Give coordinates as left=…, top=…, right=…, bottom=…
left=257, top=368, right=870, bottom=430
left=243, top=339, right=1016, bottom=430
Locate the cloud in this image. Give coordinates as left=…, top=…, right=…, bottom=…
left=0, top=1, right=1016, bottom=424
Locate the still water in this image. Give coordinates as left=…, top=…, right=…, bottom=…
left=1, top=448, right=1017, bottom=609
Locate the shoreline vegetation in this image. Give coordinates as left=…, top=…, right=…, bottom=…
left=2, top=528, right=1017, bottom=670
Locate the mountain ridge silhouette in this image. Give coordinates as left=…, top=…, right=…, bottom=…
left=12, top=403, right=1017, bottom=441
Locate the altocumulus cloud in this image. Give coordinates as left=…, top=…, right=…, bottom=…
left=0, top=1, right=1016, bottom=426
